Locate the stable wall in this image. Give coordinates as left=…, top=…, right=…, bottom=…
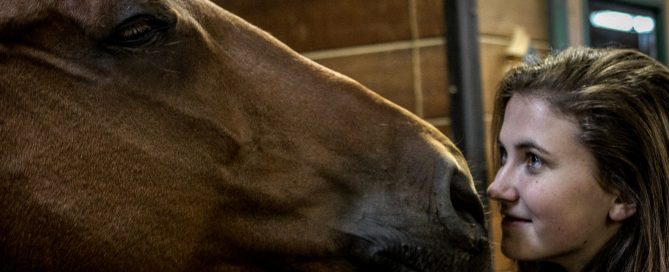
left=220, top=0, right=452, bottom=134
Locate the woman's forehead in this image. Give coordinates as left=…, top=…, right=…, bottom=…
left=500, top=95, right=582, bottom=152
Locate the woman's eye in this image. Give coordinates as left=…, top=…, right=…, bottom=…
left=106, top=15, right=170, bottom=47
left=526, top=153, right=543, bottom=171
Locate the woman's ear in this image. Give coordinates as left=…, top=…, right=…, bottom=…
left=609, top=197, right=637, bottom=222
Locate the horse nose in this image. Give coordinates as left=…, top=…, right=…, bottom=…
left=449, top=168, right=485, bottom=227
left=433, top=154, right=486, bottom=248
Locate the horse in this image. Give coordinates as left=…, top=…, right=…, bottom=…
left=0, top=0, right=490, bottom=270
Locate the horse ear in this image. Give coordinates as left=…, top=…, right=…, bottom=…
left=608, top=197, right=637, bottom=222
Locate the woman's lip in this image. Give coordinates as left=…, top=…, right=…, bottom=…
left=501, top=215, right=532, bottom=226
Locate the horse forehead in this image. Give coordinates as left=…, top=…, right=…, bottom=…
left=0, top=1, right=51, bottom=26
left=58, top=0, right=159, bottom=23
left=1, top=0, right=165, bottom=30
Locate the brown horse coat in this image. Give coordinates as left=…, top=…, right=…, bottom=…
left=0, top=0, right=490, bottom=270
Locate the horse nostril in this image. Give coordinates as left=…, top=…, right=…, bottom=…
left=433, top=162, right=488, bottom=251
left=450, top=170, right=485, bottom=227
left=434, top=160, right=486, bottom=233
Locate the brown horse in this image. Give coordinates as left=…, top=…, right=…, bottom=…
left=0, top=0, right=490, bottom=271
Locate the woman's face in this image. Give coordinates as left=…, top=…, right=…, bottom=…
left=487, top=94, right=621, bottom=271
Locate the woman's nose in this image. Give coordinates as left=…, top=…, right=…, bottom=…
left=486, top=166, right=518, bottom=202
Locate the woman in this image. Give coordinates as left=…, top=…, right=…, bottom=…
left=487, top=47, right=669, bottom=271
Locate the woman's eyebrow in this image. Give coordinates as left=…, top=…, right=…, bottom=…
left=515, top=140, right=551, bottom=155
left=497, top=138, right=551, bottom=155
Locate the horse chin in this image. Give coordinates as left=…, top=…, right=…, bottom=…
left=376, top=245, right=484, bottom=271
left=340, top=235, right=487, bottom=272
left=349, top=246, right=467, bottom=272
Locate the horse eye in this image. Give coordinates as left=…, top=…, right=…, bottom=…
left=107, top=15, right=170, bottom=47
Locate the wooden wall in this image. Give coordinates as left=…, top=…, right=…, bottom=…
left=219, top=0, right=453, bottom=134
left=217, top=1, right=551, bottom=271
